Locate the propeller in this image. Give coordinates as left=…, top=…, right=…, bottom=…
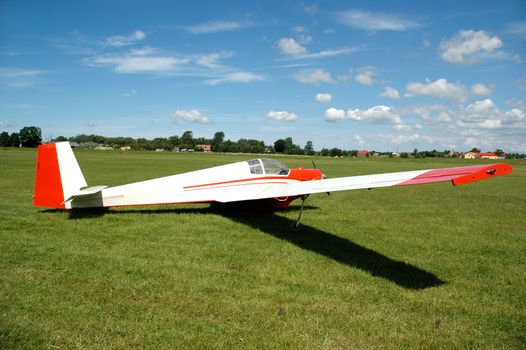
left=311, top=160, right=317, bottom=169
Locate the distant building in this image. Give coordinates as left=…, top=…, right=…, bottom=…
left=120, top=146, right=131, bottom=151
left=196, top=144, right=212, bottom=152
left=155, top=148, right=164, bottom=152
left=357, top=150, right=368, bottom=157
left=69, top=141, right=79, bottom=148
left=463, top=152, right=506, bottom=160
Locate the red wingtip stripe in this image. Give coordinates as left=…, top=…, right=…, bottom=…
left=33, top=144, right=65, bottom=208
left=396, top=163, right=512, bottom=187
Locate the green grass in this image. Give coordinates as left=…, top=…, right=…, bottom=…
left=1, top=148, right=525, bottom=349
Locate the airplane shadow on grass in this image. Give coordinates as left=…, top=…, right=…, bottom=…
left=51, top=204, right=446, bottom=290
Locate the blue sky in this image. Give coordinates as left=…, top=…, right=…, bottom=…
left=1, top=0, right=525, bottom=152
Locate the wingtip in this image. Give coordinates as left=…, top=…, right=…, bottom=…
left=452, top=163, right=512, bottom=186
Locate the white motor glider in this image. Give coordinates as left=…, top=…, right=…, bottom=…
left=34, top=142, right=512, bottom=230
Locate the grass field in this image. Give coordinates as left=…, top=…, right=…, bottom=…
left=1, top=148, right=525, bottom=349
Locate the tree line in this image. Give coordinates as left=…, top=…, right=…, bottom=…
left=1, top=126, right=525, bottom=159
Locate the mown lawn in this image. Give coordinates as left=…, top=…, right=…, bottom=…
left=1, top=148, right=525, bottom=349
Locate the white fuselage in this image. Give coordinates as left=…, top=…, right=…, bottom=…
left=67, top=160, right=299, bottom=209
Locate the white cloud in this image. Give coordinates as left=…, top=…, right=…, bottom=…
left=267, top=110, right=299, bottom=122
left=337, top=10, right=422, bottom=31
left=405, top=78, right=467, bottom=102
left=170, top=109, right=209, bottom=124
left=106, top=30, right=146, bottom=47
left=121, top=90, right=137, bottom=97
left=292, top=69, right=335, bottom=85
left=325, top=105, right=408, bottom=130
left=465, top=98, right=495, bottom=113
left=355, top=70, right=375, bottom=85
left=457, top=99, right=502, bottom=129
left=379, top=86, right=400, bottom=99
left=293, top=47, right=358, bottom=60
left=195, top=51, right=233, bottom=68
left=0, top=68, right=45, bottom=88
left=347, top=105, right=403, bottom=124
left=353, top=134, right=365, bottom=145
left=382, top=133, right=435, bottom=145
left=439, top=30, right=503, bottom=64
left=315, top=93, right=332, bottom=103
left=183, top=21, right=247, bottom=34
left=293, top=26, right=307, bottom=33
left=278, top=38, right=308, bottom=55
left=324, top=108, right=346, bottom=121
left=470, top=83, right=492, bottom=96
left=203, top=72, right=265, bottom=85
left=85, top=53, right=188, bottom=74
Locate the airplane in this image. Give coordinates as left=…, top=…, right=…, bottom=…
left=34, top=141, right=512, bottom=231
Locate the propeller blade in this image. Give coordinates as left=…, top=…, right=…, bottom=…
left=312, top=160, right=316, bottom=169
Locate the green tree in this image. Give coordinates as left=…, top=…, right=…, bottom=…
left=8, top=132, right=20, bottom=147
left=19, top=126, right=42, bottom=147
left=0, top=131, right=9, bottom=147
left=304, top=140, right=315, bottom=155
left=470, top=147, right=481, bottom=153
left=212, top=131, right=225, bottom=152
left=495, top=149, right=504, bottom=156
left=54, top=135, right=68, bottom=142
left=274, top=139, right=286, bottom=153
left=181, top=130, right=194, bottom=148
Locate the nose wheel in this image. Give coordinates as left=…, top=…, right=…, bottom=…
left=290, top=194, right=309, bottom=232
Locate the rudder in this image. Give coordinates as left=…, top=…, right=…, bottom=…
left=34, top=142, right=87, bottom=208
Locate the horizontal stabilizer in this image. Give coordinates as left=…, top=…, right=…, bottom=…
left=64, top=185, right=108, bottom=203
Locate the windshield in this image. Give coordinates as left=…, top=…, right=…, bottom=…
left=247, top=158, right=289, bottom=175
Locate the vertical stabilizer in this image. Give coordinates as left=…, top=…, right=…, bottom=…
left=34, top=142, right=87, bottom=208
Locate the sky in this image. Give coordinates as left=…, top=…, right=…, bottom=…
left=1, top=0, right=525, bottom=152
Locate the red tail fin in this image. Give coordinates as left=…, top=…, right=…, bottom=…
left=34, top=143, right=65, bottom=208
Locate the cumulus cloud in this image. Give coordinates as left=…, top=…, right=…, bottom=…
left=171, top=109, right=209, bottom=123
left=292, top=69, right=335, bottom=85
left=337, top=10, right=422, bottom=31
left=315, top=93, right=332, bottom=103
left=203, top=72, right=265, bottom=85
left=439, top=30, right=503, bottom=64
left=405, top=78, right=467, bottom=102
left=470, top=83, right=492, bottom=96
left=278, top=38, right=307, bottom=55
left=106, top=30, right=146, bottom=47
left=355, top=69, right=375, bottom=85
left=267, top=110, right=299, bottom=122
left=324, top=108, right=346, bottom=121
left=379, top=86, right=400, bottom=99
left=325, top=105, right=408, bottom=130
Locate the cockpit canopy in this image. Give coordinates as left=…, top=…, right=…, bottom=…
left=247, top=158, right=290, bottom=175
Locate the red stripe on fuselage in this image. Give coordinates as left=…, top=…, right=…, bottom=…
left=183, top=176, right=297, bottom=190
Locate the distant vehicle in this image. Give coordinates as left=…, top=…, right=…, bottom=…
left=34, top=142, right=512, bottom=230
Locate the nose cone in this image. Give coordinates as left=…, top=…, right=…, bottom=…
left=288, top=168, right=324, bottom=181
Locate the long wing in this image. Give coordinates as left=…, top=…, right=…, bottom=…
left=216, top=163, right=512, bottom=203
